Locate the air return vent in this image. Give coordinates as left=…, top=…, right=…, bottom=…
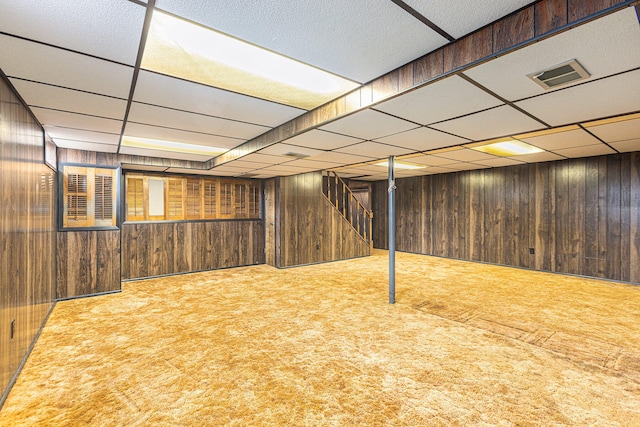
left=527, top=59, right=590, bottom=90
left=284, top=152, right=310, bottom=159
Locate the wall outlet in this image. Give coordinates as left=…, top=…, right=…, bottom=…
left=529, top=248, right=535, bottom=255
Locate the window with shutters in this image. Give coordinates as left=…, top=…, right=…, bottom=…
left=60, top=164, right=118, bottom=229
left=124, top=173, right=261, bottom=222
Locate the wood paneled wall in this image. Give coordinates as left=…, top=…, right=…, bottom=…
left=121, top=220, right=265, bottom=280
left=1, top=76, right=56, bottom=406
left=267, top=171, right=369, bottom=268
left=57, top=230, right=120, bottom=298
left=372, top=153, right=640, bottom=284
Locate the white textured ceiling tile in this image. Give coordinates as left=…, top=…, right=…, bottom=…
left=610, top=139, right=640, bottom=153
left=257, top=143, right=325, bottom=157
left=128, top=102, right=269, bottom=140
left=553, top=145, right=616, bottom=158
left=520, top=129, right=601, bottom=150
left=0, top=36, right=134, bottom=98
left=515, top=70, right=640, bottom=127
left=421, top=166, right=459, bottom=174
left=586, top=117, right=640, bottom=143
left=208, top=164, right=252, bottom=173
left=509, top=151, right=565, bottom=162
left=10, top=79, right=127, bottom=120
left=473, top=157, right=526, bottom=167
left=155, top=0, right=447, bottom=83
left=119, top=146, right=212, bottom=162
left=236, top=153, right=286, bottom=165
left=464, top=8, right=640, bottom=101
left=404, top=0, right=533, bottom=39
left=133, top=71, right=304, bottom=127
left=220, top=159, right=270, bottom=169
left=52, top=139, right=118, bottom=153
left=406, top=155, right=459, bottom=167
left=373, top=127, right=469, bottom=151
left=320, top=110, right=418, bottom=140
left=282, top=158, right=342, bottom=169
left=336, top=141, right=414, bottom=158
left=432, top=148, right=499, bottom=162
left=283, top=130, right=363, bottom=150
left=124, top=123, right=243, bottom=150
left=253, top=164, right=310, bottom=173
left=308, top=152, right=376, bottom=164
left=431, top=105, right=545, bottom=141
left=43, top=126, right=120, bottom=145
left=30, top=107, right=123, bottom=134
left=334, top=165, right=386, bottom=175
left=375, top=76, right=504, bottom=125
left=0, top=0, right=146, bottom=65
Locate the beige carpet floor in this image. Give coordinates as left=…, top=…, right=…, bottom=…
left=1, top=250, right=639, bottom=426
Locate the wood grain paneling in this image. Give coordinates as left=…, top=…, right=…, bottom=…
left=493, top=6, right=535, bottom=52
left=372, top=152, right=640, bottom=284
left=568, top=0, right=627, bottom=22
left=1, top=76, right=56, bottom=407
left=270, top=171, right=369, bottom=268
left=443, top=26, right=493, bottom=73
left=56, top=230, right=120, bottom=299
left=535, top=0, right=568, bottom=36
left=121, top=220, right=265, bottom=280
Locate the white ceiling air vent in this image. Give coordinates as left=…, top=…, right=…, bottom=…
left=527, top=59, right=590, bottom=90
left=284, top=152, right=311, bottom=159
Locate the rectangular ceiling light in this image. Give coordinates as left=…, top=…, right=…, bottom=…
left=374, top=160, right=426, bottom=170
left=471, top=139, right=544, bottom=156
left=141, top=11, right=360, bottom=110
left=121, top=136, right=227, bottom=157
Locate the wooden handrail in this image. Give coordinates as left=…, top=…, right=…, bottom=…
left=323, top=171, right=373, bottom=248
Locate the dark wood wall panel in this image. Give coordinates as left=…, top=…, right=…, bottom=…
left=372, top=152, right=640, bottom=284
left=56, top=230, right=120, bottom=299
left=269, top=171, right=369, bottom=268
left=1, top=77, right=56, bottom=406
left=121, top=220, right=265, bottom=280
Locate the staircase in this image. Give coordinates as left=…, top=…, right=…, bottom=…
left=323, top=171, right=373, bottom=248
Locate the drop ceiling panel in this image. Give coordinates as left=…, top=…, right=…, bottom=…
left=30, top=107, right=123, bottom=134
left=515, top=70, right=640, bottom=127
left=374, top=127, right=469, bottom=151
left=509, top=151, right=565, bottom=163
left=320, top=110, right=418, bottom=140
left=0, top=0, right=146, bottom=65
left=164, top=168, right=220, bottom=175
left=43, top=126, right=120, bottom=145
left=155, top=0, right=448, bottom=83
left=52, top=139, right=118, bottom=153
left=519, top=128, right=602, bottom=151
left=252, top=164, right=311, bottom=174
left=554, top=145, right=616, bottom=158
left=127, top=102, right=269, bottom=140
left=430, top=105, right=545, bottom=141
left=133, top=71, right=305, bottom=127
left=472, top=157, right=525, bottom=167
left=610, top=139, right=640, bottom=152
left=283, top=130, right=363, bottom=150
left=281, top=158, right=343, bottom=169
left=235, top=153, right=286, bottom=165
left=0, top=35, right=134, bottom=98
left=464, top=8, right=640, bottom=101
left=9, top=79, right=127, bottom=120
left=333, top=165, right=386, bottom=175
left=404, top=0, right=533, bottom=39
left=430, top=147, right=500, bottom=162
left=119, top=146, right=212, bottom=162
left=405, top=154, right=460, bottom=167
left=585, top=116, right=640, bottom=143
left=257, top=144, right=325, bottom=158
left=308, top=152, right=376, bottom=165
left=336, top=141, right=414, bottom=158
left=375, top=76, right=504, bottom=125
left=123, top=123, right=242, bottom=150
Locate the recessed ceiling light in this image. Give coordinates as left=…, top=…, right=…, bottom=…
left=141, top=11, right=360, bottom=110
left=472, top=139, right=544, bottom=156
left=374, top=160, right=426, bottom=170
left=121, top=136, right=227, bottom=157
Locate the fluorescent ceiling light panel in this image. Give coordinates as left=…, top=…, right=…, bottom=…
left=142, top=11, right=359, bottom=110
left=472, top=139, right=544, bottom=156
left=121, top=135, right=227, bottom=156
left=374, top=160, right=426, bottom=170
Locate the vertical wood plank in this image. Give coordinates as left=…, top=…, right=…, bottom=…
left=630, top=152, right=640, bottom=283
left=493, top=6, right=535, bottom=52
left=535, top=0, right=568, bottom=36
left=443, top=26, right=493, bottom=73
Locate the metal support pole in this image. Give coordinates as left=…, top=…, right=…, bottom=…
left=388, top=156, right=396, bottom=304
